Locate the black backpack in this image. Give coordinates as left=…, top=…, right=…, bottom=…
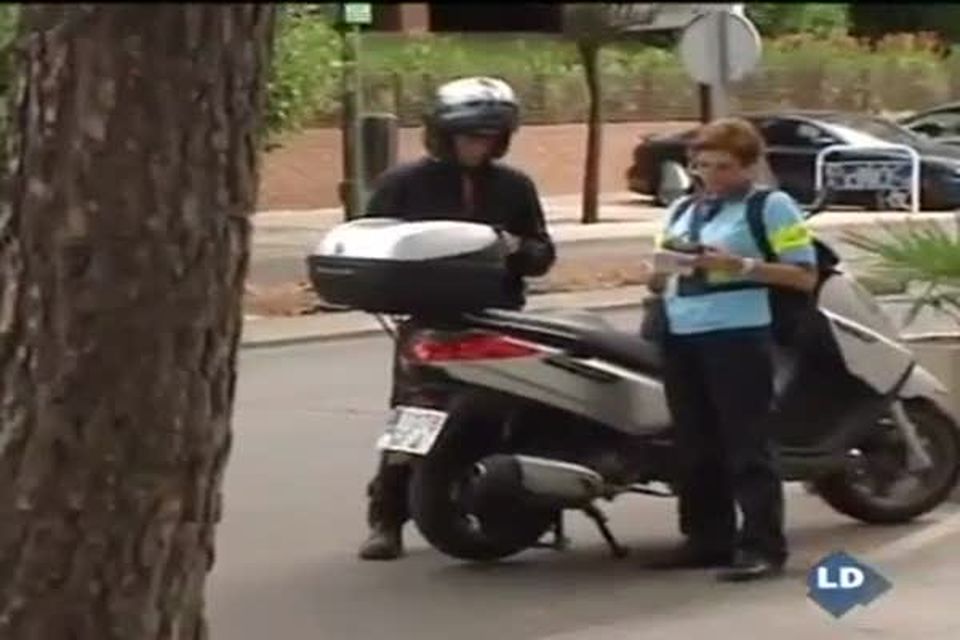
left=668, top=189, right=817, bottom=346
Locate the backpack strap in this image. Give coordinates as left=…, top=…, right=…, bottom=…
left=656, top=195, right=696, bottom=248
left=744, top=188, right=776, bottom=263
left=668, top=195, right=696, bottom=227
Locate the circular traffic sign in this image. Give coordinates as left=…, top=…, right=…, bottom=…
left=678, top=11, right=762, bottom=85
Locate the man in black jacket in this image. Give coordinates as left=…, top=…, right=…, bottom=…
left=358, top=77, right=556, bottom=560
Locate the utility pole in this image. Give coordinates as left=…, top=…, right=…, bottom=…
left=338, top=3, right=371, bottom=220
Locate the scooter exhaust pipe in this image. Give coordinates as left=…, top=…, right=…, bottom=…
left=470, top=454, right=607, bottom=511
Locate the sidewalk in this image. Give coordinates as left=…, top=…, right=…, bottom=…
left=244, top=202, right=958, bottom=348
left=254, top=191, right=656, bottom=230
left=253, top=194, right=953, bottom=248
left=251, top=193, right=955, bottom=285
left=241, top=286, right=648, bottom=349
left=250, top=192, right=661, bottom=278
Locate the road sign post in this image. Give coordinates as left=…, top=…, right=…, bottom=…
left=338, top=3, right=372, bottom=219
left=713, top=10, right=731, bottom=118
left=678, top=8, right=761, bottom=122
left=342, top=2, right=372, bottom=25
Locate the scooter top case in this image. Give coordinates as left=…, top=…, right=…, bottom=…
left=307, top=218, right=516, bottom=315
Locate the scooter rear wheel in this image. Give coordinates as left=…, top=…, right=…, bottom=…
left=409, top=391, right=557, bottom=562
left=813, top=400, right=960, bottom=524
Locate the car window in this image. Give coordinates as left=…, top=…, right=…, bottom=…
left=759, top=119, right=836, bottom=148
left=822, top=114, right=921, bottom=146
left=910, top=112, right=960, bottom=137
left=758, top=120, right=797, bottom=146
left=795, top=123, right=837, bottom=146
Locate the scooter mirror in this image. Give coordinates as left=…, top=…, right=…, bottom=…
left=657, top=161, right=693, bottom=207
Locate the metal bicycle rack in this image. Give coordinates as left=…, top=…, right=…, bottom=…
left=814, top=144, right=921, bottom=213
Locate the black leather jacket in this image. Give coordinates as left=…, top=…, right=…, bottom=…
left=364, top=156, right=557, bottom=307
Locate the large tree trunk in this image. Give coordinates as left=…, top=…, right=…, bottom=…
left=578, top=41, right=602, bottom=225
left=0, top=5, right=274, bottom=639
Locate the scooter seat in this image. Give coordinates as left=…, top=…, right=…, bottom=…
left=473, top=309, right=612, bottom=336
left=572, top=328, right=664, bottom=375
left=469, top=309, right=663, bottom=375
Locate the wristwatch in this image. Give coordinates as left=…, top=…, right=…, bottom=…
left=739, top=257, right=759, bottom=276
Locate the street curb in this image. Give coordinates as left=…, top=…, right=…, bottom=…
left=241, top=327, right=387, bottom=350
left=240, top=296, right=645, bottom=350
left=248, top=213, right=955, bottom=286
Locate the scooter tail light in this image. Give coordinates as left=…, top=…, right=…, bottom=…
left=409, top=334, right=542, bottom=362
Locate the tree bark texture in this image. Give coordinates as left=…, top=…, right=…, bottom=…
left=0, top=5, right=274, bottom=639
left=578, top=41, right=602, bottom=225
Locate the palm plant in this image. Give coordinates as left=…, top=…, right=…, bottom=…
left=845, top=221, right=960, bottom=329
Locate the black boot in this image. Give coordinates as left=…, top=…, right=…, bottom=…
left=359, top=454, right=411, bottom=561
left=716, top=551, right=784, bottom=582
left=358, top=524, right=404, bottom=561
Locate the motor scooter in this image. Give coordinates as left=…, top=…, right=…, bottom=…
left=306, top=197, right=960, bottom=562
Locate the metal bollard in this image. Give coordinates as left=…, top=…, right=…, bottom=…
left=340, top=113, right=399, bottom=219
left=361, top=112, right=399, bottom=190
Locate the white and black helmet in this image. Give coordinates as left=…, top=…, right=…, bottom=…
left=424, top=77, right=520, bottom=162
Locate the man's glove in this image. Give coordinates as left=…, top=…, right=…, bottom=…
left=501, top=231, right=522, bottom=254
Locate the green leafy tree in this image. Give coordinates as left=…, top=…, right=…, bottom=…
left=849, top=4, right=960, bottom=43
left=266, top=4, right=341, bottom=141
left=747, top=3, right=849, bottom=37
left=0, top=4, right=21, bottom=156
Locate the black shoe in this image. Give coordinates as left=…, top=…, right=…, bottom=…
left=716, top=553, right=784, bottom=582
left=648, top=543, right=734, bottom=570
left=358, top=526, right=404, bottom=561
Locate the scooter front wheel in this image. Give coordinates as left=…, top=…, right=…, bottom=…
left=409, top=392, right=557, bottom=562
left=813, top=400, right=960, bottom=524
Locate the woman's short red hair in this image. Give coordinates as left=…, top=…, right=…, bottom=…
left=690, top=117, right=766, bottom=167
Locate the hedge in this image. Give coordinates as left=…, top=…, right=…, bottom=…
left=4, top=9, right=959, bottom=142
left=267, top=16, right=960, bottom=134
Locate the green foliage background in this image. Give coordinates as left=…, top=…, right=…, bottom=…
left=2, top=4, right=960, bottom=142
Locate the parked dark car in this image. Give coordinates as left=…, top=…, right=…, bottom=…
left=627, top=111, right=960, bottom=210
left=899, top=102, right=960, bottom=147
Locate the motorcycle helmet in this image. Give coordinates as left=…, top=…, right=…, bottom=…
left=423, top=76, right=520, bottom=163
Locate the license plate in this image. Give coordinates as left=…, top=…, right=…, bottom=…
left=376, top=406, right=449, bottom=455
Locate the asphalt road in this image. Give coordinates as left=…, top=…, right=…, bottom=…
left=208, top=308, right=960, bottom=640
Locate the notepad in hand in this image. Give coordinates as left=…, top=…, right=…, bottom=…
left=652, top=249, right=697, bottom=276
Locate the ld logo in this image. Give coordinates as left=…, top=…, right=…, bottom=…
left=807, top=551, right=893, bottom=618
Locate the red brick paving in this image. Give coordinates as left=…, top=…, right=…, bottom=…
left=257, top=121, right=692, bottom=211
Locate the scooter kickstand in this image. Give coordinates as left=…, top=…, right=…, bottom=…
left=583, top=504, right=629, bottom=559
left=534, top=512, right=571, bottom=551
left=551, top=512, right=571, bottom=551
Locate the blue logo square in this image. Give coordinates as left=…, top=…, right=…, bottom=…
left=807, top=551, right=893, bottom=618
